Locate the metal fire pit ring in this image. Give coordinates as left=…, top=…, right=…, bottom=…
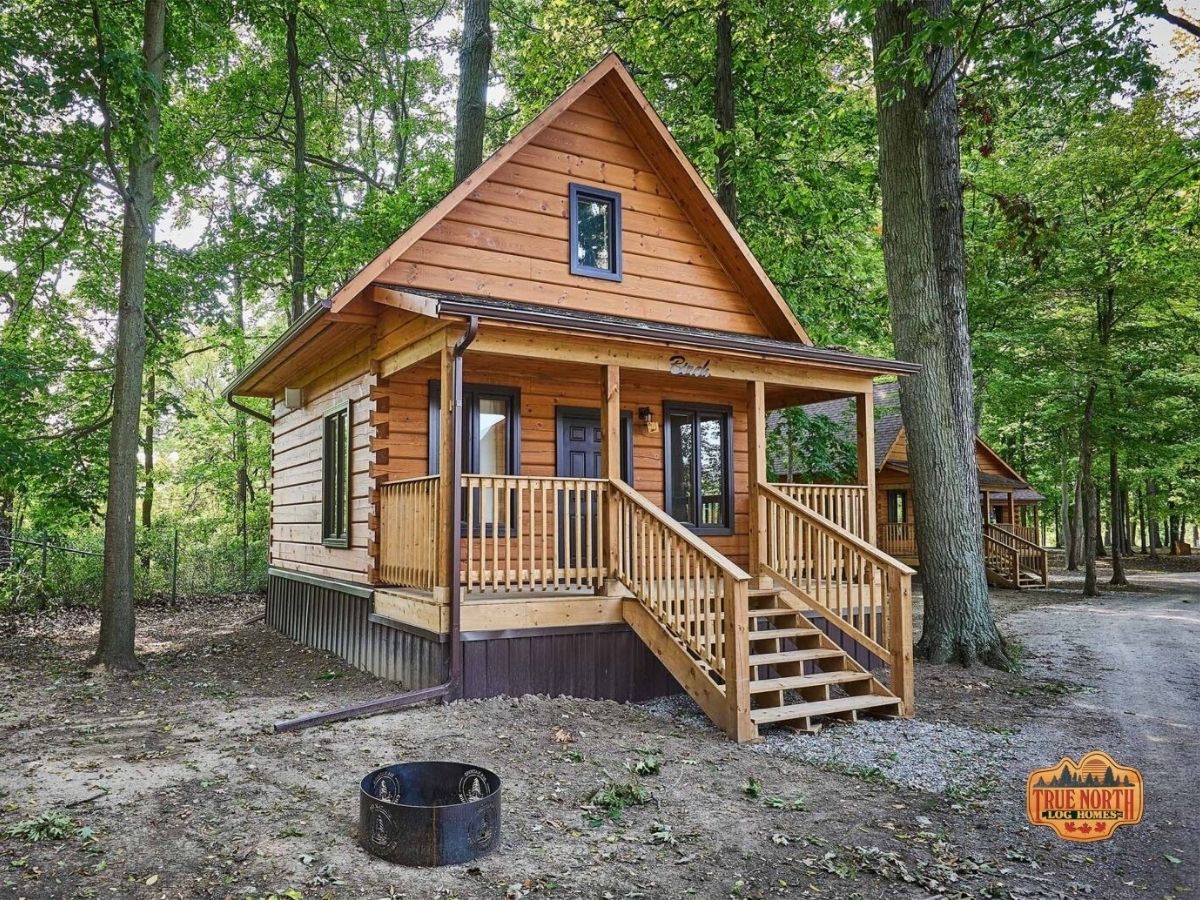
left=359, top=761, right=501, bottom=866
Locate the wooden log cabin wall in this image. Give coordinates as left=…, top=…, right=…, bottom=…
left=228, top=55, right=923, bottom=741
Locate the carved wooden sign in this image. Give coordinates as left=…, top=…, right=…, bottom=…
left=669, top=355, right=711, bottom=378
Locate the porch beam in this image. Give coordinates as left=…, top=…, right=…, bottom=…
left=600, top=365, right=622, bottom=594
left=857, top=384, right=878, bottom=545
left=1007, top=490, right=1016, bottom=529
left=467, top=325, right=876, bottom=394
left=746, top=380, right=768, bottom=585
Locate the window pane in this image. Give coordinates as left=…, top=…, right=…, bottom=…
left=575, top=194, right=613, bottom=272
left=669, top=412, right=694, bottom=522
left=698, top=414, right=725, bottom=527
left=477, top=396, right=510, bottom=525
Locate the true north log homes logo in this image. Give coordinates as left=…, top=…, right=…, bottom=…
left=668, top=355, right=712, bottom=378
left=1026, top=751, right=1143, bottom=841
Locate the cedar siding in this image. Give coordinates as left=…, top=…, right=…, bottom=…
left=377, top=85, right=771, bottom=337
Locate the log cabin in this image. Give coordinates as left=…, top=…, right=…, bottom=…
left=226, top=55, right=922, bottom=742
left=770, top=383, right=1049, bottom=589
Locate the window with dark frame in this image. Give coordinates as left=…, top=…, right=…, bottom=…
left=428, top=382, right=521, bottom=534
left=321, top=402, right=351, bottom=547
left=663, top=403, right=733, bottom=534
left=887, top=489, right=907, bottom=525
left=569, top=183, right=622, bottom=281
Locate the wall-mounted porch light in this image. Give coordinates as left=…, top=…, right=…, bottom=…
left=638, top=406, right=659, bottom=434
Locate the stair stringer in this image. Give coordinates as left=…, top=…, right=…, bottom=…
left=621, top=598, right=752, bottom=741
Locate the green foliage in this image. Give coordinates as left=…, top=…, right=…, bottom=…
left=767, top=408, right=859, bottom=483
left=6, top=812, right=77, bottom=843
left=583, top=778, right=651, bottom=823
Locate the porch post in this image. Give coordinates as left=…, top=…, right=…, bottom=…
left=747, top=380, right=768, bottom=585
left=435, top=345, right=455, bottom=603
left=856, top=383, right=877, bottom=545
left=600, top=365, right=622, bottom=596
left=1007, top=491, right=1017, bottom=530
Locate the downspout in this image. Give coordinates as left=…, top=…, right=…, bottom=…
left=273, top=315, right=479, bottom=733
left=224, top=391, right=273, bottom=426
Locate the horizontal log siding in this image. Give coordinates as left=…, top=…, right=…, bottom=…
left=270, top=354, right=375, bottom=584
left=378, top=85, right=770, bottom=336
left=372, top=354, right=751, bottom=566
left=266, top=572, right=447, bottom=688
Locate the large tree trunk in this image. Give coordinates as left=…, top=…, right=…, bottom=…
left=1080, top=385, right=1099, bottom=597
left=94, top=0, right=166, bottom=672
left=1147, top=478, right=1160, bottom=555
left=714, top=0, right=737, bottom=225
left=872, top=0, right=1008, bottom=668
left=285, top=5, right=307, bottom=322
left=139, top=373, right=155, bottom=570
left=453, top=0, right=491, bottom=185
left=0, top=493, right=12, bottom=572
left=1109, top=446, right=1126, bottom=585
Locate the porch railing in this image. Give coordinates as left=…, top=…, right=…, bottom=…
left=993, top=523, right=1039, bottom=546
left=769, top=483, right=869, bottom=541
left=878, top=522, right=917, bottom=558
left=378, top=475, right=441, bottom=590
left=461, top=475, right=607, bottom=593
left=759, top=482, right=914, bottom=712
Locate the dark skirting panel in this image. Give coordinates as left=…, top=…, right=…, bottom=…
left=460, top=624, right=681, bottom=702
left=266, top=569, right=447, bottom=690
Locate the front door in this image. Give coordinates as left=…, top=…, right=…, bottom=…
left=556, top=408, right=631, bottom=573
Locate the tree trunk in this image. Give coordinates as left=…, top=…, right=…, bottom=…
left=1095, top=484, right=1107, bottom=557
left=714, top=0, right=737, bottom=225
left=1148, top=479, right=1160, bottom=555
left=1109, top=446, right=1126, bottom=585
left=1080, top=385, right=1099, bottom=597
left=0, top=493, right=12, bottom=572
left=1137, top=487, right=1146, bottom=552
left=453, top=0, right=491, bottom=185
left=1067, top=476, right=1081, bottom=570
left=285, top=5, right=307, bottom=322
left=231, top=260, right=250, bottom=585
left=94, top=0, right=166, bottom=672
left=140, top=372, right=155, bottom=569
left=872, top=0, right=1007, bottom=668
left=1059, top=454, right=1071, bottom=551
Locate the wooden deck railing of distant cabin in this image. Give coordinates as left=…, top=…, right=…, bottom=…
left=378, top=475, right=441, bottom=591
left=984, top=522, right=1048, bottom=586
left=769, top=483, right=869, bottom=541
left=879, top=522, right=917, bottom=559
left=758, top=482, right=914, bottom=713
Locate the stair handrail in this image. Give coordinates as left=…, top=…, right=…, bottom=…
left=983, top=521, right=1043, bottom=551
left=758, top=482, right=915, bottom=714
left=982, top=530, right=1022, bottom=586
left=610, top=478, right=753, bottom=740
left=983, top=522, right=1048, bottom=586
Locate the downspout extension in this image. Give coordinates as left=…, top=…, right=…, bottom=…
left=224, top=391, right=273, bottom=425
left=273, top=315, right=479, bottom=734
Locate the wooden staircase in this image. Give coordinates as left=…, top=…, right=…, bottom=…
left=983, top=524, right=1049, bottom=589
left=746, top=586, right=901, bottom=733
left=611, top=479, right=915, bottom=743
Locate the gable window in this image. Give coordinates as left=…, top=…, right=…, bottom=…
left=664, top=403, right=733, bottom=534
left=569, top=183, right=622, bottom=281
left=887, top=489, right=908, bottom=525
left=321, top=401, right=351, bottom=547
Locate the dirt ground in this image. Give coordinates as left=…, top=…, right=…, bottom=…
left=1, top=556, right=1197, bottom=899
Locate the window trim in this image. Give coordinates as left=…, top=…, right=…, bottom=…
left=662, top=401, right=734, bottom=536
left=568, top=183, right=623, bottom=282
left=321, top=400, right=352, bottom=548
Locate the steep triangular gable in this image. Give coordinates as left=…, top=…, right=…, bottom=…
left=975, top=437, right=1032, bottom=487
left=329, top=54, right=809, bottom=344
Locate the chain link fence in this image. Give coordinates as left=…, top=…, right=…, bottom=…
left=0, top=520, right=267, bottom=612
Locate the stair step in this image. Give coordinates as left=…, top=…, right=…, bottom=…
left=748, top=587, right=783, bottom=598
left=749, top=648, right=843, bottom=667
left=748, top=627, right=818, bottom=642
left=751, top=694, right=902, bottom=725
left=748, top=606, right=803, bottom=618
left=750, top=671, right=872, bottom=694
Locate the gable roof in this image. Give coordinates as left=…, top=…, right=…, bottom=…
left=328, top=54, right=809, bottom=343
